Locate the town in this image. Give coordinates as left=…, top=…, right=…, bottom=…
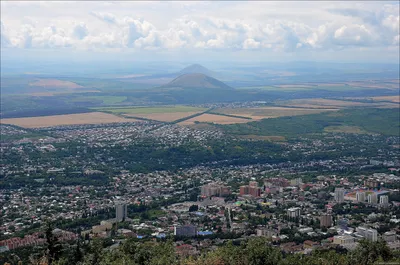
left=1, top=121, right=399, bottom=262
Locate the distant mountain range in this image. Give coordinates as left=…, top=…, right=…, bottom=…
left=160, top=73, right=233, bottom=90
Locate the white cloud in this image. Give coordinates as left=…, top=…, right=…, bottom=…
left=90, top=11, right=117, bottom=24
left=243, top=38, right=260, bottom=49
left=0, top=1, right=398, bottom=59
left=333, top=24, right=375, bottom=46
left=72, top=22, right=89, bottom=40
left=1, top=21, right=11, bottom=47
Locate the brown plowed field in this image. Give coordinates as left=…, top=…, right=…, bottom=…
left=1, top=112, right=140, bottom=128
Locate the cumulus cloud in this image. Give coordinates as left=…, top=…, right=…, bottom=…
left=1, top=21, right=11, bottom=47
left=333, top=24, right=375, bottom=46
left=72, top=23, right=89, bottom=40
left=0, top=1, right=398, bottom=53
left=243, top=38, right=260, bottom=49
left=123, top=17, right=156, bottom=47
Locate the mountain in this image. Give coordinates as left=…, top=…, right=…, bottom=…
left=160, top=73, right=233, bottom=90
left=178, top=64, right=215, bottom=77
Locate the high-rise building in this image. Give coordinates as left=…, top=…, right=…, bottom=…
left=356, top=226, right=378, bottom=242
left=115, top=203, right=127, bottom=222
left=379, top=195, right=389, bottom=206
left=364, top=179, right=379, bottom=189
left=356, top=192, right=366, bottom=202
left=240, top=182, right=261, bottom=197
left=320, top=214, right=332, bottom=228
left=365, top=229, right=378, bottom=242
left=334, top=188, right=345, bottom=203
left=201, top=183, right=231, bottom=197
left=287, top=207, right=301, bottom=218
left=367, top=193, right=378, bottom=204
left=174, top=225, right=197, bottom=237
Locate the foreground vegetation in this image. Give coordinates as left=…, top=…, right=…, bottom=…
left=3, top=235, right=399, bottom=265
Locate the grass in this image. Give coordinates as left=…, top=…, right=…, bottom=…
left=94, top=105, right=207, bottom=114
left=324, top=125, right=367, bottom=134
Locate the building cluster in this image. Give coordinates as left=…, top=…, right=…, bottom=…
left=0, top=123, right=399, bottom=255
left=200, top=182, right=231, bottom=197
left=240, top=181, right=262, bottom=197
left=0, top=229, right=77, bottom=252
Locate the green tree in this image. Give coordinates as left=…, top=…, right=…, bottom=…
left=45, top=222, right=62, bottom=265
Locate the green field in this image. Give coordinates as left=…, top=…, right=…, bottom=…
left=216, top=108, right=400, bottom=137
left=237, top=85, right=376, bottom=92
left=94, top=105, right=207, bottom=114
left=324, top=125, right=368, bottom=134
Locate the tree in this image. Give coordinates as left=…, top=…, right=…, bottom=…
left=244, top=237, right=282, bottom=265
left=73, top=239, right=83, bottom=264
left=45, top=222, right=62, bottom=265
left=348, top=239, right=393, bottom=265
left=189, top=205, right=199, bottom=212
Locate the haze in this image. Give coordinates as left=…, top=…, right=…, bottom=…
left=1, top=1, right=399, bottom=75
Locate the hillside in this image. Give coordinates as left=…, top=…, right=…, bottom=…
left=160, top=73, right=233, bottom=90
left=178, top=64, right=215, bottom=76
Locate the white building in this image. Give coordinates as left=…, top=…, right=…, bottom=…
left=356, top=192, right=366, bottom=202
left=333, top=235, right=355, bottom=245
left=356, top=226, right=378, bottom=242
left=287, top=207, right=301, bottom=218
left=380, top=195, right=389, bottom=206
left=334, top=188, right=345, bottom=203
left=368, top=193, right=378, bottom=204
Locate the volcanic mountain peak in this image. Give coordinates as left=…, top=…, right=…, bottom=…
left=178, top=64, right=214, bottom=76
left=161, top=73, right=232, bottom=90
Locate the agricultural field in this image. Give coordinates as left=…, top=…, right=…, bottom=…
left=178, top=113, right=251, bottom=125
left=0, top=112, right=139, bottom=128
left=279, top=98, right=397, bottom=108
left=370, top=95, right=400, bottom=103
left=29, top=79, right=84, bottom=89
left=95, top=105, right=206, bottom=115
left=213, top=107, right=337, bottom=120
left=123, top=112, right=202, bottom=122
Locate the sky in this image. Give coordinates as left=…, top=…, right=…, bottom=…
left=1, top=1, right=399, bottom=64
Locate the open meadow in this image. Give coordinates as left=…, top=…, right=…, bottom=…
left=0, top=112, right=139, bottom=128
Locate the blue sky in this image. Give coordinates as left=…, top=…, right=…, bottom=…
left=1, top=1, right=399, bottom=64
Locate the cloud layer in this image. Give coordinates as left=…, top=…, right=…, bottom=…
left=0, top=1, right=399, bottom=57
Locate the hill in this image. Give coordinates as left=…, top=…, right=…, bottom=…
left=178, top=64, right=215, bottom=76
left=160, top=73, right=233, bottom=90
